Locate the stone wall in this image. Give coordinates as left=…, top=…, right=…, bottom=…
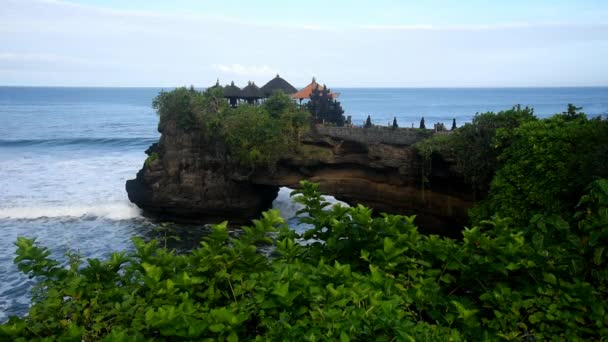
left=314, top=125, right=437, bottom=146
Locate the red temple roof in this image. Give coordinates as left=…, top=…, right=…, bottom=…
left=291, top=77, right=338, bottom=100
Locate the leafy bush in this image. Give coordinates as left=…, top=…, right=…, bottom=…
left=152, top=86, right=228, bottom=132
left=414, top=105, right=536, bottom=195
left=153, top=86, right=201, bottom=130
left=222, top=99, right=309, bottom=169
left=414, top=104, right=608, bottom=229
left=3, top=180, right=608, bottom=341
left=222, top=105, right=287, bottom=168
left=262, top=90, right=294, bottom=118
left=472, top=113, right=608, bottom=226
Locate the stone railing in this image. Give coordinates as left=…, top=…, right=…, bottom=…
left=314, top=125, right=437, bottom=146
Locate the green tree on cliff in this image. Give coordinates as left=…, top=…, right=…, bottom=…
left=419, top=116, right=426, bottom=129
left=392, top=117, right=398, bottom=129
left=153, top=86, right=201, bottom=130
left=263, top=90, right=294, bottom=118
left=152, top=86, right=228, bottom=132
left=306, top=86, right=345, bottom=126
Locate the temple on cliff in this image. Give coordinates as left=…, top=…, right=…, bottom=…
left=210, top=75, right=337, bottom=106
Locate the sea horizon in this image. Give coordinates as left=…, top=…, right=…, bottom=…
left=2, top=84, right=608, bottom=89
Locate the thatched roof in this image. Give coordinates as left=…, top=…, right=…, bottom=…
left=223, top=81, right=241, bottom=98
left=260, top=74, right=298, bottom=97
left=291, top=77, right=338, bottom=100
left=240, top=81, right=263, bottom=99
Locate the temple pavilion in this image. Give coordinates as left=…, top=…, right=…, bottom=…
left=261, top=74, right=298, bottom=97
left=223, top=81, right=241, bottom=107
left=240, top=81, right=264, bottom=104
left=209, top=75, right=336, bottom=106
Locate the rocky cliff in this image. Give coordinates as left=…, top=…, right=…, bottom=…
left=127, top=123, right=475, bottom=235
left=126, top=120, right=278, bottom=224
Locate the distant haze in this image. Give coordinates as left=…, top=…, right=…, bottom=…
left=1, top=0, right=608, bottom=88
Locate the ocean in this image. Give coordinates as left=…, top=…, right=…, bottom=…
left=1, top=86, right=607, bottom=321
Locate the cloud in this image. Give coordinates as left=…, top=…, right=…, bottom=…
left=1, top=0, right=607, bottom=87
left=212, top=64, right=279, bottom=78
left=360, top=24, right=436, bottom=31
left=0, top=52, right=89, bottom=65
left=359, top=23, right=608, bottom=32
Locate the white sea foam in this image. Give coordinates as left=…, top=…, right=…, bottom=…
left=272, top=187, right=304, bottom=221
left=0, top=202, right=141, bottom=220
left=272, top=187, right=348, bottom=221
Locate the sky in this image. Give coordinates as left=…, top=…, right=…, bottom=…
left=1, top=0, right=608, bottom=87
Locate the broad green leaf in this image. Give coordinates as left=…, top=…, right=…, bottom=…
left=273, top=282, right=289, bottom=298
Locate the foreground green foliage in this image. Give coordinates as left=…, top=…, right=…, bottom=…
left=152, top=87, right=309, bottom=168
left=474, top=112, right=608, bottom=226
left=415, top=105, right=608, bottom=228
left=3, top=179, right=608, bottom=341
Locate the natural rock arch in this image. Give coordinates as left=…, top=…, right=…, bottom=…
left=126, top=124, right=474, bottom=236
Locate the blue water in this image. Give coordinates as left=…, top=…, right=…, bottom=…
left=336, top=87, right=608, bottom=126
left=1, top=86, right=607, bottom=322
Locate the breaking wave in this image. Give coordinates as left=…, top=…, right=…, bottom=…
left=0, top=203, right=141, bottom=220
left=0, top=137, right=157, bottom=148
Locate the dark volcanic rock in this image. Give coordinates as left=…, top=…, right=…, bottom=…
left=126, top=120, right=279, bottom=224
left=250, top=131, right=474, bottom=236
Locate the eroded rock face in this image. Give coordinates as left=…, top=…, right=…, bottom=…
left=126, top=123, right=475, bottom=235
left=126, top=121, right=279, bottom=224
left=250, top=132, right=474, bottom=236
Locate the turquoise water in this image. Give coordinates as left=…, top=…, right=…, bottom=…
left=0, top=86, right=607, bottom=321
